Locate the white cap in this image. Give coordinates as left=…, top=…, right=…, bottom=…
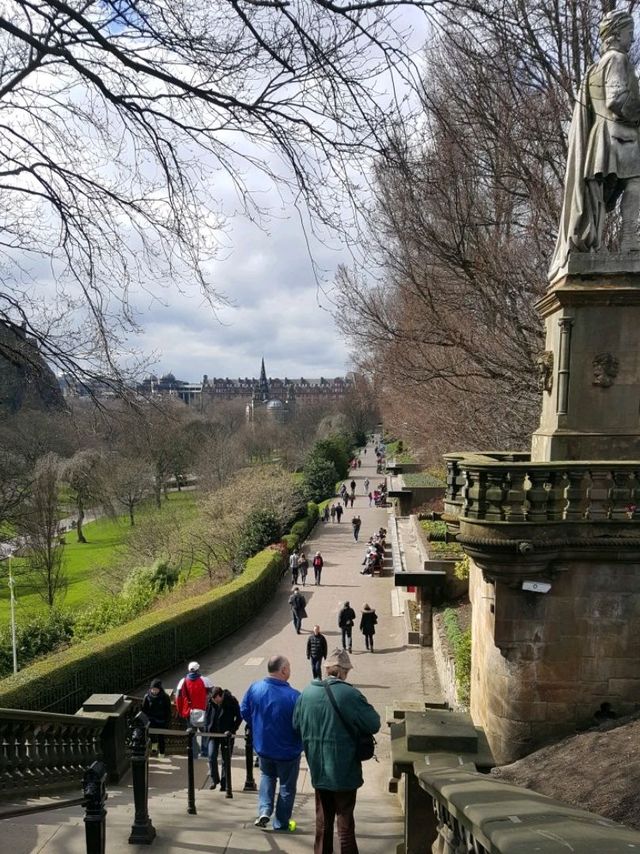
left=188, top=661, right=200, bottom=672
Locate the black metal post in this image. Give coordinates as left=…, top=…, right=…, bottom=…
left=128, top=712, right=156, bottom=845
left=83, top=760, right=107, bottom=854
left=243, top=726, right=257, bottom=791
left=224, top=734, right=233, bottom=799
left=186, top=728, right=197, bottom=815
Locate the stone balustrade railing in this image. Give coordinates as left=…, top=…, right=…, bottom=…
left=443, top=453, right=640, bottom=524
left=0, top=708, right=105, bottom=799
left=418, top=765, right=640, bottom=852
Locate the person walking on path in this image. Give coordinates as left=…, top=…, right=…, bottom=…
left=323, top=505, right=330, bottom=523
left=335, top=503, right=344, bottom=523
left=204, top=687, right=242, bottom=791
left=364, top=478, right=370, bottom=493
left=288, top=587, right=307, bottom=634
left=350, top=479, right=356, bottom=495
left=299, top=552, right=309, bottom=586
left=351, top=515, right=362, bottom=542
left=175, top=662, right=213, bottom=757
left=313, top=551, right=324, bottom=585
left=289, top=549, right=300, bottom=585
left=142, top=678, right=171, bottom=757
left=359, top=604, right=378, bottom=652
left=330, top=503, right=337, bottom=523
left=293, top=648, right=381, bottom=854
left=338, top=601, right=356, bottom=652
left=241, top=655, right=303, bottom=832
left=306, top=624, right=328, bottom=679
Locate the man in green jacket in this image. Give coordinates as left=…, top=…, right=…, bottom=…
left=293, top=648, right=380, bottom=853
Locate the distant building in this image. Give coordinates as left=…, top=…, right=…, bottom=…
left=203, top=359, right=353, bottom=416
left=65, top=359, right=353, bottom=411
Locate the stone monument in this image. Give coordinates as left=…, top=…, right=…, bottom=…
left=440, top=10, right=640, bottom=764
left=533, top=9, right=640, bottom=461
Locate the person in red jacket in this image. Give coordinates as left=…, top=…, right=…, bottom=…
left=176, top=661, right=213, bottom=756
left=312, top=551, right=324, bottom=585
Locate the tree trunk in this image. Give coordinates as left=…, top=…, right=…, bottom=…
left=76, top=497, right=87, bottom=544
left=129, top=501, right=135, bottom=526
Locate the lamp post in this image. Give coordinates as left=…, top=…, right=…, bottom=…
left=8, top=554, right=17, bottom=674
left=1, top=548, right=18, bottom=674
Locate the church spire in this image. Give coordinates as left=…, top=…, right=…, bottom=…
left=259, top=357, right=269, bottom=401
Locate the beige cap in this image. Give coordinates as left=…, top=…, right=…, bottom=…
left=325, top=648, right=353, bottom=671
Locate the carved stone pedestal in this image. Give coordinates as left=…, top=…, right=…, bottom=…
left=531, top=256, right=640, bottom=461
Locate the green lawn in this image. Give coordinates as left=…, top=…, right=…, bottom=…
left=0, top=491, right=199, bottom=621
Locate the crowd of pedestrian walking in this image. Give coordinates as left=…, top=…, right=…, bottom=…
left=143, top=438, right=386, bottom=852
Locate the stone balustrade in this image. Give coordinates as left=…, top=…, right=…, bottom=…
left=417, top=765, right=640, bottom=853
left=443, top=453, right=640, bottom=524
left=0, top=708, right=104, bottom=799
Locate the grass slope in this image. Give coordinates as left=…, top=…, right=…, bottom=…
left=0, top=491, right=198, bottom=620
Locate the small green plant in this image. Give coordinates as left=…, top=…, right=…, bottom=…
left=428, top=540, right=463, bottom=557
left=442, top=608, right=471, bottom=705
left=420, top=520, right=448, bottom=538
left=454, top=553, right=470, bottom=580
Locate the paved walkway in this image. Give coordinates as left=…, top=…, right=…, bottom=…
left=4, top=442, right=443, bottom=853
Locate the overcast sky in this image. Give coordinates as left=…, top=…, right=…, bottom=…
left=133, top=206, right=352, bottom=382
left=122, top=7, right=430, bottom=383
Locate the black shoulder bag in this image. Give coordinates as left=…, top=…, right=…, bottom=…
left=322, top=682, right=376, bottom=762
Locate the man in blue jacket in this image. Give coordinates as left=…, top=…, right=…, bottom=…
left=240, top=655, right=302, bottom=832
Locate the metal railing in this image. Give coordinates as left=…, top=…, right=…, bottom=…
left=444, top=454, right=640, bottom=524
left=128, top=711, right=257, bottom=842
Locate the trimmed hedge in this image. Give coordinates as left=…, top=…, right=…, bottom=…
left=282, top=501, right=319, bottom=552
left=0, top=547, right=285, bottom=714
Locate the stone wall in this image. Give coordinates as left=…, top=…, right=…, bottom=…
left=469, top=556, right=640, bottom=764
left=432, top=612, right=463, bottom=711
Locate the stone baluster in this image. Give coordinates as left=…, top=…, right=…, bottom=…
left=0, top=720, right=12, bottom=794
left=526, top=469, right=551, bottom=522
left=485, top=470, right=507, bottom=521
left=463, top=467, right=487, bottom=520
left=632, top=472, right=640, bottom=520
left=503, top=469, right=528, bottom=522
left=32, top=727, right=49, bottom=787
left=587, top=469, right=612, bottom=520
left=546, top=470, right=567, bottom=521
left=13, top=721, right=28, bottom=785
left=564, top=468, right=587, bottom=521
left=610, top=470, right=634, bottom=521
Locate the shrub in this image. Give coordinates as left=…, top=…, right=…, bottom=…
left=428, top=540, right=463, bottom=558
left=0, top=610, right=75, bottom=679
left=454, top=554, right=470, bottom=581
left=302, top=455, right=338, bottom=503
left=309, top=434, right=353, bottom=480
left=0, top=547, right=286, bottom=713
left=235, top=509, right=282, bottom=570
left=73, top=565, right=159, bottom=641
left=0, top=500, right=321, bottom=712
left=442, top=608, right=471, bottom=705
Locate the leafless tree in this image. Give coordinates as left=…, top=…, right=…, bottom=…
left=105, top=455, right=152, bottom=526
left=1, top=0, right=435, bottom=386
left=334, top=0, right=622, bottom=458
left=62, top=448, right=109, bottom=541
left=18, top=453, right=66, bottom=607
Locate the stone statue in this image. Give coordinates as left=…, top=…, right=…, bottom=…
left=549, top=10, right=640, bottom=281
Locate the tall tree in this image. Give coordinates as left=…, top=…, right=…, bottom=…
left=0, top=0, right=433, bottom=385
left=335, top=0, right=616, bottom=458
left=63, top=449, right=108, bottom=542
left=18, top=453, right=66, bottom=608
